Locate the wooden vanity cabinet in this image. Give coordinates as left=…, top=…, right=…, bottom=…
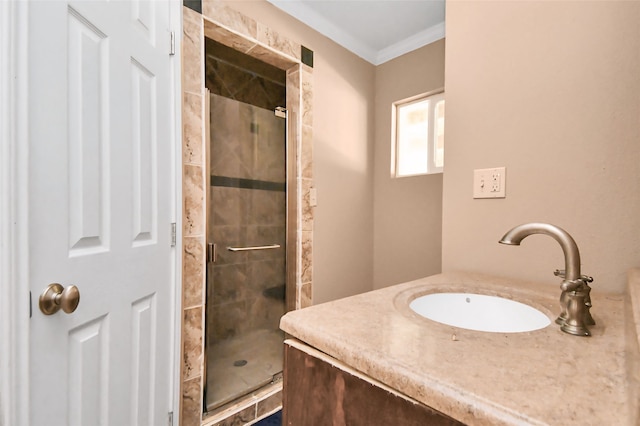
left=283, top=341, right=464, bottom=426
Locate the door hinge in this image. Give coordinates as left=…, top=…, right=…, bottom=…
left=207, top=242, right=217, bottom=263
left=167, top=411, right=174, bottom=426
left=170, top=31, right=176, bottom=56
left=171, top=223, right=176, bottom=247
left=275, top=106, right=287, bottom=118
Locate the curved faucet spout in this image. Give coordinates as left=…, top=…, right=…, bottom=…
left=498, top=222, right=581, bottom=281
left=499, top=222, right=594, bottom=336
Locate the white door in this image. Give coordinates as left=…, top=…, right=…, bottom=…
left=28, top=1, right=176, bottom=425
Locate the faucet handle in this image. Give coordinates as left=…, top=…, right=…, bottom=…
left=561, top=279, right=584, bottom=292
left=555, top=270, right=593, bottom=285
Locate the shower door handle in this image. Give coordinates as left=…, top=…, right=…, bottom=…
left=227, top=244, right=281, bottom=252
left=207, top=243, right=217, bottom=263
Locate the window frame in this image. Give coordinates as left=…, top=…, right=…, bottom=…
left=391, top=89, right=445, bottom=178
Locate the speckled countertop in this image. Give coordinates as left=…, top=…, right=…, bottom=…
left=280, top=271, right=640, bottom=426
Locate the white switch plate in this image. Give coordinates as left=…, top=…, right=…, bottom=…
left=473, top=167, right=506, bottom=199
left=309, top=187, right=318, bottom=207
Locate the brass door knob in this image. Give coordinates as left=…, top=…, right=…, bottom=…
left=39, top=283, right=80, bottom=315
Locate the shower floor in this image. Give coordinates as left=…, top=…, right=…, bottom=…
left=206, top=328, right=285, bottom=411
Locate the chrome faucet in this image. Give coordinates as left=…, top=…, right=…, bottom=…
left=499, top=223, right=595, bottom=336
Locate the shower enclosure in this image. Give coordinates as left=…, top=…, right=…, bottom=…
left=205, top=93, right=287, bottom=411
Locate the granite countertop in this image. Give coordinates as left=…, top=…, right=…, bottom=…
left=280, top=271, right=640, bottom=426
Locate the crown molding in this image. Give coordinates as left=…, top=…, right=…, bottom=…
left=375, top=22, right=445, bottom=65
left=267, top=0, right=378, bottom=63
left=267, top=0, right=444, bottom=66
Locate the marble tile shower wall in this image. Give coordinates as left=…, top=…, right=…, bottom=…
left=181, top=1, right=314, bottom=425
left=208, top=94, right=286, bottom=345
left=209, top=95, right=285, bottom=182
left=205, top=39, right=286, bottom=112
left=182, top=7, right=206, bottom=426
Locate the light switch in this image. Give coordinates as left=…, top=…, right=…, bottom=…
left=309, top=187, right=318, bottom=207
left=473, top=167, right=506, bottom=199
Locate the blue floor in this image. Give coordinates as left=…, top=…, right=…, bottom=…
left=254, top=410, right=281, bottom=426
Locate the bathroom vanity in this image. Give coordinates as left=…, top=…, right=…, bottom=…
left=280, top=271, right=640, bottom=425
left=283, top=340, right=462, bottom=425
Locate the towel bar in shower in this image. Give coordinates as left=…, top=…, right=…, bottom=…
left=227, top=244, right=281, bottom=252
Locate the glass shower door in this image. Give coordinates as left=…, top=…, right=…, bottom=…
left=205, top=94, right=287, bottom=411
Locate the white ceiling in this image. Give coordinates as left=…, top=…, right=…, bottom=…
left=266, top=0, right=446, bottom=65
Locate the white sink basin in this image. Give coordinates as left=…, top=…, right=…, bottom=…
left=409, top=292, right=551, bottom=333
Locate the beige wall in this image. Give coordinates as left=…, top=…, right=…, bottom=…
left=443, top=1, right=640, bottom=293
left=373, top=40, right=445, bottom=290
left=223, top=1, right=376, bottom=303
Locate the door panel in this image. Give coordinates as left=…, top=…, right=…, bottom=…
left=131, top=58, right=157, bottom=247
left=68, top=316, right=109, bottom=425
left=130, top=294, right=158, bottom=425
left=28, top=1, right=174, bottom=425
left=67, top=6, right=110, bottom=255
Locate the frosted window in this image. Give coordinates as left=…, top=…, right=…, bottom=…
left=434, top=99, right=445, bottom=169
left=396, top=99, right=429, bottom=176
left=392, top=92, right=445, bottom=177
